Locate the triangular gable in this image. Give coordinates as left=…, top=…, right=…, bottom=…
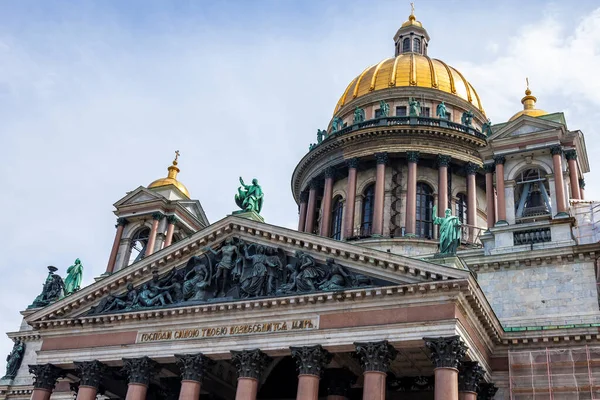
left=25, top=216, right=470, bottom=323
left=488, top=115, right=565, bottom=142
left=113, top=186, right=165, bottom=208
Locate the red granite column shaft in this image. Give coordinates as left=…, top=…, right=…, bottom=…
left=125, top=383, right=148, bottom=400
left=305, top=182, right=318, bottom=233
left=76, top=386, right=98, bottom=400
left=320, top=168, right=335, bottom=237
left=145, top=213, right=163, bottom=256
left=405, top=152, right=419, bottom=235
left=551, top=146, right=567, bottom=213
left=298, top=191, right=309, bottom=232
left=484, top=165, right=495, bottom=228
left=297, top=375, right=320, bottom=400
left=164, top=215, right=178, bottom=247
left=344, top=159, right=359, bottom=238
left=106, top=218, right=127, bottom=273
left=458, top=392, right=477, bottom=400
left=466, top=163, right=478, bottom=241
left=362, top=371, right=386, bottom=400
left=434, top=368, right=459, bottom=400
left=437, top=155, right=450, bottom=216
left=235, top=378, right=258, bottom=400
left=30, top=389, right=52, bottom=400
left=566, top=150, right=580, bottom=200
left=494, top=156, right=506, bottom=223
left=179, top=381, right=201, bottom=400
left=231, top=350, right=270, bottom=400
left=372, top=153, right=388, bottom=236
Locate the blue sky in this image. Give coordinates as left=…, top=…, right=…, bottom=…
left=1, top=0, right=600, bottom=373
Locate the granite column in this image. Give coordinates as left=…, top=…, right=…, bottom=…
left=290, top=345, right=332, bottom=400
left=29, top=364, right=64, bottom=400
left=344, top=158, right=359, bottom=238
left=145, top=213, right=164, bottom=256
left=424, top=336, right=467, bottom=400
left=320, top=168, right=335, bottom=237
left=372, top=153, right=388, bottom=236
left=122, top=357, right=159, bottom=400
left=231, top=349, right=271, bottom=400
left=354, top=340, right=397, bottom=400
left=106, top=218, right=128, bottom=273
left=405, top=152, right=420, bottom=236
left=175, top=353, right=212, bottom=400
left=551, top=146, right=568, bottom=214
left=74, top=360, right=107, bottom=400
left=494, top=156, right=507, bottom=224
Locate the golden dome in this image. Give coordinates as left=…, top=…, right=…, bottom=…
left=401, top=9, right=423, bottom=28
left=334, top=54, right=484, bottom=114
left=148, top=151, right=191, bottom=198
left=508, top=82, right=548, bottom=121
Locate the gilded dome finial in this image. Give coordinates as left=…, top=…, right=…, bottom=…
left=409, top=2, right=416, bottom=21
left=508, top=77, right=548, bottom=121
left=173, top=149, right=180, bottom=166
left=147, top=151, right=191, bottom=198
left=525, top=77, right=531, bottom=96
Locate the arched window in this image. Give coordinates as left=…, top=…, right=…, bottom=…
left=361, top=184, right=375, bottom=236
left=455, top=193, right=468, bottom=224
left=331, top=197, right=344, bottom=240
left=413, top=38, right=421, bottom=53
left=515, top=168, right=552, bottom=219
left=416, top=183, right=434, bottom=238
left=128, top=227, right=151, bottom=266
left=402, top=38, right=411, bottom=53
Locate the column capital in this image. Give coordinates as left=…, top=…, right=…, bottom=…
left=346, top=157, right=359, bottom=169
left=175, top=353, right=213, bottom=383
left=231, top=349, right=272, bottom=380
left=477, top=382, right=499, bottom=400
left=309, top=179, right=321, bottom=190
left=580, top=178, right=586, bottom=189
left=565, top=149, right=577, bottom=160
left=465, top=162, right=479, bottom=175
left=550, top=145, right=563, bottom=156
left=121, top=356, right=160, bottom=386
left=423, top=336, right=467, bottom=369
left=354, top=340, right=398, bottom=373
left=290, top=345, right=332, bottom=377
left=493, top=155, right=506, bottom=165
left=28, top=364, right=65, bottom=390
left=437, top=154, right=451, bottom=167
left=324, top=167, right=336, bottom=179
left=300, top=191, right=309, bottom=203
left=484, top=163, right=495, bottom=173
left=375, top=152, right=389, bottom=165
left=74, top=360, right=107, bottom=389
left=323, top=368, right=357, bottom=397
left=458, top=361, right=484, bottom=393
left=116, top=217, right=128, bottom=227
left=407, top=151, right=420, bottom=164
left=166, top=215, right=179, bottom=225
left=151, top=212, right=165, bottom=221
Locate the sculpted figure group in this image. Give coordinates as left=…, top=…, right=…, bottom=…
left=91, top=237, right=375, bottom=314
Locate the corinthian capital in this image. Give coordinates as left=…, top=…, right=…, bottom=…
left=231, top=349, right=271, bottom=380
left=175, top=353, right=213, bottom=383
left=354, top=340, right=398, bottom=373
left=121, top=357, right=160, bottom=386
left=290, top=345, right=332, bottom=377
left=28, top=364, right=65, bottom=390
left=423, top=336, right=467, bottom=369
left=458, top=361, right=484, bottom=392
left=74, top=360, right=107, bottom=389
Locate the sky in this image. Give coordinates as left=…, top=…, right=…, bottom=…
left=2, top=0, right=600, bottom=374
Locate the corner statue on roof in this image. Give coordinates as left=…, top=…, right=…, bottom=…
left=64, top=258, right=83, bottom=295
left=234, top=177, right=264, bottom=214
left=432, top=206, right=462, bottom=256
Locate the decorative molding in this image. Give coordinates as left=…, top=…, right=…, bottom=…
left=375, top=152, right=389, bottom=165
left=74, top=360, right=107, bottom=389
left=230, top=349, right=271, bottom=380
left=175, top=353, right=212, bottom=383
left=550, top=146, right=563, bottom=156
left=121, top=356, right=159, bottom=386
left=290, top=345, right=332, bottom=377
left=406, top=151, right=420, bottom=164
left=354, top=340, right=398, bottom=373
left=346, top=158, right=359, bottom=169
left=322, top=368, right=357, bottom=396
left=152, top=212, right=165, bottom=221
left=28, top=364, right=65, bottom=390
left=564, top=150, right=577, bottom=160
left=458, top=361, right=484, bottom=393
left=437, top=155, right=451, bottom=167
left=493, top=155, right=505, bottom=165
left=423, top=335, right=467, bottom=369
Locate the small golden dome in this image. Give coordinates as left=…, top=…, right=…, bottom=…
left=334, top=54, right=484, bottom=114
left=148, top=151, right=191, bottom=198
left=508, top=79, right=548, bottom=121
left=401, top=8, right=423, bottom=28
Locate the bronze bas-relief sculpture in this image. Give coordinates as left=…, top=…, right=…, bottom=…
left=89, top=237, right=378, bottom=315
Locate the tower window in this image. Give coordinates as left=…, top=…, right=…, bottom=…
left=515, top=168, right=552, bottom=219
left=374, top=108, right=384, bottom=118
left=361, top=184, right=375, bottom=236
left=128, top=227, right=151, bottom=266
left=331, top=197, right=344, bottom=240
left=413, top=38, right=421, bottom=53
left=415, top=183, right=434, bottom=239
left=402, top=38, right=411, bottom=53
left=421, top=107, right=431, bottom=117
left=396, top=106, right=407, bottom=116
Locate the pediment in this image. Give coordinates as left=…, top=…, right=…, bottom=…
left=25, top=216, right=470, bottom=325
left=114, top=186, right=164, bottom=208
left=488, top=115, right=564, bottom=142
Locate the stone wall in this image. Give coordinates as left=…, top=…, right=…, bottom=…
left=476, top=261, right=600, bottom=327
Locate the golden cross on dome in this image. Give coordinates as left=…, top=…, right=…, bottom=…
left=410, top=2, right=415, bottom=15
left=174, top=150, right=180, bottom=162
left=526, top=77, right=529, bottom=90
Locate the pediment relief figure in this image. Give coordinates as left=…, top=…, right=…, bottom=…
left=87, top=236, right=386, bottom=315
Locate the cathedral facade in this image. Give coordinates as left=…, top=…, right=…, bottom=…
left=2, top=10, right=599, bottom=400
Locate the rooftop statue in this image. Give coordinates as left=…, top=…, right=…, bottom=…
left=2, top=340, right=25, bottom=380
left=436, top=102, right=447, bottom=119
left=234, top=177, right=264, bottom=214
left=29, top=266, right=65, bottom=309
left=482, top=118, right=493, bottom=136
left=317, top=129, right=327, bottom=144
left=64, top=258, right=83, bottom=295
left=408, top=98, right=421, bottom=117
left=379, top=100, right=390, bottom=117
left=432, top=206, right=462, bottom=256
left=353, top=107, right=365, bottom=123
left=331, top=116, right=343, bottom=132
left=461, top=110, right=474, bottom=127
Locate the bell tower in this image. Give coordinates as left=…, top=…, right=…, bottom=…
left=104, top=152, right=209, bottom=275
